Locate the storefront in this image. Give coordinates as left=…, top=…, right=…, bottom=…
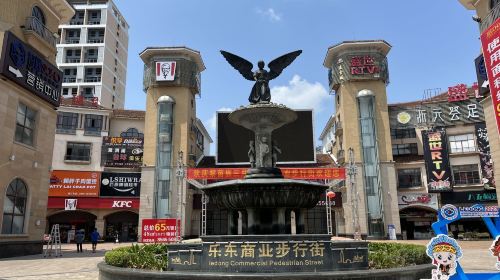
left=440, top=190, right=497, bottom=240
left=398, top=193, right=438, bottom=240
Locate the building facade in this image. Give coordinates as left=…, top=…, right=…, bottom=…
left=56, top=0, right=129, bottom=109
left=47, top=99, right=144, bottom=242
left=0, top=0, right=74, bottom=257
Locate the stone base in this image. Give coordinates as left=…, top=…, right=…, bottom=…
left=245, top=167, right=283, bottom=179
left=0, top=240, right=43, bottom=258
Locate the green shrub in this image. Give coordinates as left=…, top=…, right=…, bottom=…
left=105, top=244, right=168, bottom=271
left=369, top=242, right=428, bottom=269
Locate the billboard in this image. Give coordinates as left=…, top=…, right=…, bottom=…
left=475, top=123, right=495, bottom=189
left=100, top=172, right=141, bottom=197
left=49, top=170, right=100, bottom=197
left=216, top=110, right=315, bottom=164
left=480, top=17, right=500, bottom=137
left=422, top=129, right=453, bottom=192
left=101, top=137, right=143, bottom=167
left=141, top=218, right=178, bottom=243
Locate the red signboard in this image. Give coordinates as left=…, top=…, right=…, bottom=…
left=141, top=218, right=178, bottom=243
left=447, top=83, right=469, bottom=102
left=49, top=170, right=100, bottom=197
left=480, top=17, right=500, bottom=136
left=47, top=197, right=139, bottom=209
left=350, top=55, right=379, bottom=75
left=187, top=168, right=345, bottom=180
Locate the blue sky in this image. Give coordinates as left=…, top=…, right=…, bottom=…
left=114, top=0, right=478, bottom=153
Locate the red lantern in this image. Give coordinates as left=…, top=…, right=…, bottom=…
left=326, top=191, right=336, bottom=200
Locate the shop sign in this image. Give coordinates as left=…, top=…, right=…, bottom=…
left=480, top=17, right=500, bottom=137
left=475, top=123, right=496, bottom=189
left=187, top=168, right=346, bottom=180
left=100, top=172, right=141, bottom=197
left=47, top=197, right=139, bottom=209
left=474, top=53, right=489, bottom=98
left=459, top=204, right=499, bottom=218
left=349, top=55, right=380, bottom=75
left=396, top=111, right=411, bottom=124
left=101, top=137, right=143, bottom=167
left=49, top=170, right=100, bottom=197
left=447, top=83, right=469, bottom=102
left=0, top=31, right=62, bottom=107
left=155, top=61, right=176, bottom=81
left=441, top=190, right=497, bottom=204
left=141, top=218, right=178, bottom=243
left=397, top=193, right=438, bottom=210
left=422, top=129, right=453, bottom=192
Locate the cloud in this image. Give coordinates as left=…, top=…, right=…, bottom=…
left=257, top=8, right=282, bottom=22
left=271, top=75, right=330, bottom=113
left=207, top=107, right=233, bottom=133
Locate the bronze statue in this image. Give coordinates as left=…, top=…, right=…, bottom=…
left=220, top=50, right=302, bottom=104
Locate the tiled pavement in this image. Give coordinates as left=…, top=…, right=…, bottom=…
left=0, top=240, right=497, bottom=279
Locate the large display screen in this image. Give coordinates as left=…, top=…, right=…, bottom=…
left=216, top=110, right=315, bottom=164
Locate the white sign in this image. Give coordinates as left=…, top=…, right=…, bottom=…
left=112, top=200, right=132, bottom=208
left=155, top=61, right=176, bottom=81
left=397, top=193, right=438, bottom=210
left=65, top=199, right=77, bottom=210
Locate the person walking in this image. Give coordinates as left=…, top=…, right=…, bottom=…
left=90, top=228, right=100, bottom=253
left=75, top=229, right=84, bottom=253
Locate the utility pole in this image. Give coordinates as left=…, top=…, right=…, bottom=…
left=176, top=150, right=184, bottom=242
left=346, top=147, right=360, bottom=240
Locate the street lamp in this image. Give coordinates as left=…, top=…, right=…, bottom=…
left=176, top=150, right=185, bottom=242
left=346, top=147, right=361, bottom=239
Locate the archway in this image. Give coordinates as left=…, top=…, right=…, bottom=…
left=104, top=211, right=138, bottom=242
left=47, top=210, right=97, bottom=242
left=399, top=206, right=437, bottom=240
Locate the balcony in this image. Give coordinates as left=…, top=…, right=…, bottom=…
left=23, top=16, right=57, bottom=48
left=63, top=77, right=76, bottom=83
left=88, top=19, right=102, bottom=25
left=65, top=38, right=80, bottom=44
left=84, top=76, right=101, bottom=82
left=337, top=149, right=345, bottom=164
left=87, top=38, right=104, bottom=43
left=334, top=121, right=343, bottom=136
left=84, top=57, right=98, bottom=63
left=481, top=3, right=500, bottom=33
left=65, top=57, right=81, bottom=63
left=69, top=19, right=84, bottom=25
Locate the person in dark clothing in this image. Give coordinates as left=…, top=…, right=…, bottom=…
left=90, top=228, right=100, bottom=253
left=75, top=230, right=84, bottom=253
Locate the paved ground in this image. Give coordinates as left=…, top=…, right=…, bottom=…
left=0, top=240, right=497, bottom=279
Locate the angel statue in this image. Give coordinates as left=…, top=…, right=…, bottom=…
left=220, top=50, right=302, bottom=104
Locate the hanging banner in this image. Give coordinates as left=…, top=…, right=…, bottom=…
left=475, top=123, right=496, bottom=189
left=480, top=17, right=500, bottom=137
left=49, top=170, right=100, bottom=197
left=141, top=218, right=178, bottom=243
left=422, top=129, right=453, bottom=192
left=100, top=172, right=141, bottom=197
left=186, top=168, right=346, bottom=180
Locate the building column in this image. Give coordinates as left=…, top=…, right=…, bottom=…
left=290, top=210, right=297, bottom=235
left=237, top=211, right=243, bottom=235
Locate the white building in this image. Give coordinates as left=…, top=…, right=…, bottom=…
left=56, top=0, right=129, bottom=109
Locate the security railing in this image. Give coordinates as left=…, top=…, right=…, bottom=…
left=24, top=16, right=57, bottom=47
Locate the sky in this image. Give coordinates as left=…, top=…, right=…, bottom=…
left=114, top=0, right=479, bottom=154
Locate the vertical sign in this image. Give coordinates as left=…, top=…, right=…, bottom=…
left=480, top=18, right=500, bottom=136
left=155, top=61, right=176, bottom=81
left=422, top=129, right=453, bottom=192
left=475, top=123, right=496, bottom=189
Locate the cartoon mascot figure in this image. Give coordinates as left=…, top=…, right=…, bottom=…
left=490, top=235, right=500, bottom=270
left=427, top=234, right=462, bottom=280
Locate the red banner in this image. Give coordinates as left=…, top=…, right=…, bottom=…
left=47, top=197, right=139, bottom=209
left=141, top=218, right=178, bottom=243
left=49, top=170, right=100, bottom=197
left=187, top=168, right=345, bottom=180
left=481, top=17, right=500, bottom=137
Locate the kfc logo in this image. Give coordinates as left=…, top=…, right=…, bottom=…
left=155, top=61, right=176, bottom=81
left=112, top=200, right=132, bottom=208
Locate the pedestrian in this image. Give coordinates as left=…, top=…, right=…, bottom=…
left=75, top=229, right=84, bottom=253
left=90, top=228, right=100, bottom=253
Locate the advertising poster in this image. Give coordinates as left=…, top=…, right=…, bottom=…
left=101, top=137, right=143, bottom=167
left=49, top=170, right=100, bottom=197
left=475, top=123, right=495, bottom=189
left=422, top=129, right=453, bottom=192
left=100, top=172, right=141, bottom=197
left=141, top=218, right=178, bottom=243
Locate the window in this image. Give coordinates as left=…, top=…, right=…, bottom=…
left=65, top=142, right=91, bottom=161
left=15, top=103, right=36, bottom=146
left=390, top=128, right=416, bottom=139
left=392, top=143, right=418, bottom=156
left=31, top=6, right=45, bottom=24
left=56, top=112, right=78, bottom=130
left=120, top=128, right=144, bottom=138
left=452, top=164, right=480, bottom=185
left=63, top=88, right=69, bottom=96
left=397, top=169, right=422, bottom=188
left=2, top=179, right=28, bottom=234
left=84, top=114, right=103, bottom=132
left=449, top=134, right=475, bottom=153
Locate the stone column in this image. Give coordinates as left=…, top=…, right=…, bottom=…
left=237, top=211, right=243, bottom=235
left=277, top=208, right=286, bottom=234
left=290, top=210, right=296, bottom=235
left=247, top=208, right=258, bottom=234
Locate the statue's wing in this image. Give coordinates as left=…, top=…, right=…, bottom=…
left=220, top=51, right=254, bottom=81
left=268, top=50, right=302, bottom=80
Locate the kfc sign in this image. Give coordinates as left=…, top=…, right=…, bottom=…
left=155, top=61, right=176, bottom=81
left=112, top=200, right=133, bottom=208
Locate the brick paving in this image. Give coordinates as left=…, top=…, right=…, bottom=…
left=0, top=240, right=497, bottom=279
